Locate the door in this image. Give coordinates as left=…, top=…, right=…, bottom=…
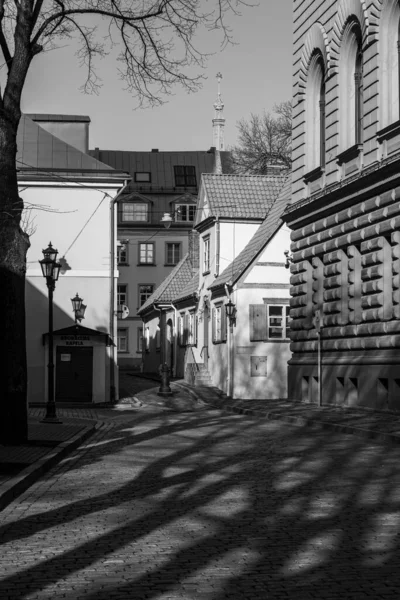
left=56, top=346, right=93, bottom=402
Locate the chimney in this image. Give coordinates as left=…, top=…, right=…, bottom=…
left=151, top=148, right=159, bottom=152
left=188, top=230, right=200, bottom=274
left=26, top=114, right=91, bottom=153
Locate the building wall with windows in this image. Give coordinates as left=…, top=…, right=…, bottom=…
left=285, top=0, right=400, bottom=409
left=90, top=149, right=221, bottom=368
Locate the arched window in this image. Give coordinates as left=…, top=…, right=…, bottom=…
left=339, top=22, right=363, bottom=151
left=380, top=0, right=400, bottom=128
left=305, top=53, right=326, bottom=172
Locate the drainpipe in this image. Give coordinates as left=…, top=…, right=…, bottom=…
left=172, top=305, right=179, bottom=378
left=225, top=283, right=234, bottom=398
left=110, top=179, right=129, bottom=403
left=214, top=216, right=220, bottom=278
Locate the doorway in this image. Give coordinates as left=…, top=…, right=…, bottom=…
left=56, top=346, right=93, bottom=402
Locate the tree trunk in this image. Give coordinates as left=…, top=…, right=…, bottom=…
left=0, top=115, right=29, bottom=444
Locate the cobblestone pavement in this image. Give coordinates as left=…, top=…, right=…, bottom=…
left=2, top=405, right=400, bottom=599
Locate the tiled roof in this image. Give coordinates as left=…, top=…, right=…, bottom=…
left=17, top=115, right=124, bottom=175
left=209, top=176, right=291, bottom=290
left=138, top=254, right=194, bottom=315
left=201, top=173, right=286, bottom=219
left=173, top=271, right=199, bottom=304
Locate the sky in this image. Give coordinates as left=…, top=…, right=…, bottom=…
left=21, top=2, right=293, bottom=153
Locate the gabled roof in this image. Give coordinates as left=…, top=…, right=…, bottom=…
left=17, top=115, right=127, bottom=178
left=199, top=173, right=287, bottom=220
left=138, top=254, right=194, bottom=315
left=173, top=270, right=199, bottom=304
left=209, top=176, right=291, bottom=290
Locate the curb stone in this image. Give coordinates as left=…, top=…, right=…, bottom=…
left=0, top=421, right=105, bottom=512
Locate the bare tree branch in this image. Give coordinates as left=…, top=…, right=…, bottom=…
left=230, top=101, right=292, bottom=174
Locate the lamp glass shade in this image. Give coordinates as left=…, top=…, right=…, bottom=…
left=39, top=257, right=54, bottom=278
left=71, top=293, right=83, bottom=312
left=42, top=242, right=58, bottom=263
left=75, top=304, right=86, bottom=322
left=161, top=213, right=173, bottom=229
left=225, top=300, right=236, bottom=319
left=52, top=262, right=62, bottom=282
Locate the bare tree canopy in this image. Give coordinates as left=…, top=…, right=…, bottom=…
left=0, top=0, right=253, bottom=443
left=230, top=101, right=292, bottom=174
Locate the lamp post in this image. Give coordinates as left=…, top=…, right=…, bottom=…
left=225, top=299, right=237, bottom=399
left=39, top=242, right=62, bottom=424
left=71, top=293, right=87, bottom=323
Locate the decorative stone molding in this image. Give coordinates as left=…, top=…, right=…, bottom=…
left=330, top=0, right=371, bottom=75
left=297, top=22, right=331, bottom=101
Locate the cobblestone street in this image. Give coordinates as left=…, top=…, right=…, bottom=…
left=2, top=404, right=400, bottom=599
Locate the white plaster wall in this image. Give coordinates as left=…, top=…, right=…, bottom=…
left=219, top=222, right=259, bottom=274
left=22, top=183, right=121, bottom=404
left=233, top=287, right=291, bottom=399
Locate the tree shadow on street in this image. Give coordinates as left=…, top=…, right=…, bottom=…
left=1, top=409, right=400, bottom=599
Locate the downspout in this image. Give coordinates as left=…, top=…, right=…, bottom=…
left=214, top=216, right=220, bottom=278
left=225, top=283, right=234, bottom=398
left=172, top=305, right=179, bottom=378
left=110, top=179, right=129, bottom=402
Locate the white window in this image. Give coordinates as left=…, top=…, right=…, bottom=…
left=117, top=328, right=128, bottom=352
left=166, top=243, right=181, bottom=265
left=249, top=303, right=290, bottom=341
left=212, top=304, right=226, bottom=343
left=139, top=243, right=154, bottom=264
left=203, top=236, right=210, bottom=273
left=117, top=284, right=127, bottom=306
left=122, top=202, right=148, bottom=222
left=267, top=305, right=289, bottom=339
left=175, top=204, right=196, bottom=222
left=117, top=244, right=128, bottom=264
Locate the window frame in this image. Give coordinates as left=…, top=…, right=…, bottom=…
left=117, top=244, right=128, bottom=265
left=249, top=302, right=290, bottom=342
left=117, top=284, right=128, bottom=307
left=117, top=328, right=129, bottom=353
left=120, top=202, right=149, bottom=223
left=134, top=172, right=151, bottom=183
left=165, top=242, right=181, bottom=266
left=138, top=242, right=155, bottom=265
left=212, top=304, right=227, bottom=344
left=174, top=165, right=197, bottom=187
left=175, top=204, right=196, bottom=222
left=138, top=284, right=154, bottom=307
left=203, top=235, right=210, bottom=274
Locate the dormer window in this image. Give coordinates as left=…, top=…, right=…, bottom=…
left=175, top=204, right=196, bottom=222
left=134, top=172, right=151, bottom=183
left=121, top=202, right=148, bottom=222
left=174, top=166, right=197, bottom=187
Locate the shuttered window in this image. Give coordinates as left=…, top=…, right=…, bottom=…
left=212, top=305, right=227, bottom=343
left=249, top=304, right=290, bottom=341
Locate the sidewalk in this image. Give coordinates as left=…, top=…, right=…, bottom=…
left=175, top=381, right=400, bottom=445
left=0, top=408, right=103, bottom=511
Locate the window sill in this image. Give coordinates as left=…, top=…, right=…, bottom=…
left=137, top=263, right=156, bottom=267
left=118, top=263, right=129, bottom=267
left=203, top=270, right=211, bottom=276
left=337, top=144, right=362, bottom=165
left=164, top=263, right=179, bottom=267
left=377, top=119, right=400, bottom=142
left=118, top=350, right=129, bottom=354
left=212, top=340, right=227, bottom=345
left=303, top=166, right=324, bottom=184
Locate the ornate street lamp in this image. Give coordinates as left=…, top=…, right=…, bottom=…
left=71, top=293, right=87, bottom=323
left=225, top=299, right=237, bottom=327
left=39, top=242, right=62, bottom=424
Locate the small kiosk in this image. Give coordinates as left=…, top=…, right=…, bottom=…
left=43, top=324, right=113, bottom=404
